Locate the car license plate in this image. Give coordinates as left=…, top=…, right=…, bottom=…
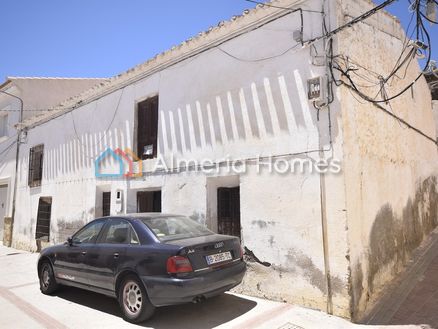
left=206, top=251, right=232, bottom=265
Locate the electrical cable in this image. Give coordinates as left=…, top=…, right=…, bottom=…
left=244, top=0, right=323, bottom=13
left=331, top=0, right=433, bottom=104
left=306, top=0, right=398, bottom=46
left=217, top=43, right=300, bottom=62
left=70, top=87, right=125, bottom=160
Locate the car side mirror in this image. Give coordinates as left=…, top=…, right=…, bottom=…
left=67, top=237, right=73, bottom=246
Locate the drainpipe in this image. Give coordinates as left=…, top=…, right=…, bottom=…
left=0, top=90, right=24, bottom=247
left=320, top=0, right=333, bottom=315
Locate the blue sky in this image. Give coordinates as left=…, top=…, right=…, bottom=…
left=0, top=0, right=436, bottom=80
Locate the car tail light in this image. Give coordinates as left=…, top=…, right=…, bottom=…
left=240, top=245, right=244, bottom=259
left=167, top=256, right=193, bottom=274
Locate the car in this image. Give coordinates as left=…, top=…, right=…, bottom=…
left=37, top=213, right=246, bottom=323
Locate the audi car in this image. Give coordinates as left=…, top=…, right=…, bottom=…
left=37, top=214, right=246, bottom=323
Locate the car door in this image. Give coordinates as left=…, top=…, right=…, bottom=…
left=84, top=218, right=133, bottom=292
left=53, top=219, right=106, bottom=286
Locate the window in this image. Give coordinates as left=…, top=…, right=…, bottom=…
left=100, top=218, right=130, bottom=244
left=102, top=192, right=111, bottom=216
left=72, top=219, right=106, bottom=244
left=35, top=197, right=52, bottom=242
left=141, top=216, right=213, bottom=242
left=137, top=96, right=159, bottom=160
left=137, top=191, right=161, bottom=212
left=0, top=114, right=8, bottom=137
left=130, top=226, right=140, bottom=244
left=28, top=144, right=44, bottom=187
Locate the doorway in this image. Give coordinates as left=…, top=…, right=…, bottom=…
left=217, top=187, right=241, bottom=238
left=0, top=184, right=8, bottom=241
left=137, top=191, right=161, bottom=212
left=102, top=192, right=111, bottom=217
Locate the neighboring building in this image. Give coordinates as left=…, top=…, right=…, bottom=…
left=0, top=77, right=107, bottom=241
left=6, top=0, right=438, bottom=321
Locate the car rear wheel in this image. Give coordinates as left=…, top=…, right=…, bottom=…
left=118, top=275, right=155, bottom=323
left=39, top=261, right=59, bottom=294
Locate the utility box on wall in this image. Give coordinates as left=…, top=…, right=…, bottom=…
left=307, top=76, right=327, bottom=104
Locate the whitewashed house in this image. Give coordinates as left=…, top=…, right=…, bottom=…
left=0, top=77, right=107, bottom=241
left=6, top=0, right=438, bottom=321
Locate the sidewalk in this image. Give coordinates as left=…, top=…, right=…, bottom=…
left=0, top=244, right=424, bottom=329
left=363, top=228, right=438, bottom=328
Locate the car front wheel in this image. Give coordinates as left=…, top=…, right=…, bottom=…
left=39, top=261, right=59, bottom=294
left=118, top=275, right=155, bottom=323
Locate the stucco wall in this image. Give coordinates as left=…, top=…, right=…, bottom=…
left=11, top=0, right=351, bottom=318
left=0, top=87, right=21, bottom=240
left=336, top=0, right=438, bottom=319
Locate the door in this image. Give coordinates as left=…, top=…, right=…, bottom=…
left=84, top=218, right=134, bottom=292
left=137, top=191, right=161, bottom=212
left=35, top=197, right=52, bottom=242
left=217, top=187, right=241, bottom=238
left=53, top=219, right=106, bottom=286
left=102, top=192, right=111, bottom=216
left=0, top=184, right=7, bottom=242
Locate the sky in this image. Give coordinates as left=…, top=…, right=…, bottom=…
left=0, top=0, right=436, bottom=81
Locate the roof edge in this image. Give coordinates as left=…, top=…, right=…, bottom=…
left=20, top=0, right=308, bottom=130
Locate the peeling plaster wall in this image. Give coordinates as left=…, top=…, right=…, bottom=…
left=336, top=0, right=438, bottom=320
left=234, top=162, right=350, bottom=317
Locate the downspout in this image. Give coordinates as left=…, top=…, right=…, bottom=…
left=0, top=90, right=23, bottom=247
left=319, top=0, right=333, bottom=315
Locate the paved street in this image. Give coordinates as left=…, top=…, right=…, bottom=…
left=0, top=244, right=424, bottom=329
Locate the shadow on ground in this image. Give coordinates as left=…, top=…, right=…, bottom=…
left=54, top=286, right=257, bottom=328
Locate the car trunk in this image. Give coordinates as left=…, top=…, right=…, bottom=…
left=165, top=234, right=241, bottom=271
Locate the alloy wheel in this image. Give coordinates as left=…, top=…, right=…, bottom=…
left=123, top=281, right=143, bottom=316
left=41, top=265, right=50, bottom=289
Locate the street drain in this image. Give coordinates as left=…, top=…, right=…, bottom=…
left=278, top=323, right=304, bottom=329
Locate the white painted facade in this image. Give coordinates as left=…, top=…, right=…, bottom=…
left=6, top=0, right=438, bottom=320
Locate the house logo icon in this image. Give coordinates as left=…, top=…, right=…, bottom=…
left=95, top=148, right=141, bottom=178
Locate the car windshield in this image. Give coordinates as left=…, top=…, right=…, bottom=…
left=141, top=216, right=213, bottom=242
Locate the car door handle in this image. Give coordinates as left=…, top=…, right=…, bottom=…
left=81, top=251, right=87, bottom=256
left=113, top=253, right=119, bottom=258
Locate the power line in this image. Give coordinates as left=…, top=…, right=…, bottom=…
left=244, top=0, right=323, bottom=13
left=330, top=0, right=434, bottom=104
left=306, top=0, right=398, bottom=46
left=217, top=43, right=300, bottom=62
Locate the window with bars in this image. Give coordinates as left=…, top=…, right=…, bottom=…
left=28, top=144, right=44, bottom=187
left=35, top=197, right=52, bottom=242
left=137, top=96, right=159, bottom=160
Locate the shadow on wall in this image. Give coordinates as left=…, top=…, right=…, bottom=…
left=53, top=286, right=257, bottom=329
left=351, top=176, right=438, bottom=319
left=36, top=68, right=339, bottom=182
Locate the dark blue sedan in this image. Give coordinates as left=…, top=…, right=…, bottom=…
left=37, top=214, right=246, bottom=323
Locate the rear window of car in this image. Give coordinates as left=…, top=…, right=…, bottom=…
left=140, top=216, right=213, bottom=242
